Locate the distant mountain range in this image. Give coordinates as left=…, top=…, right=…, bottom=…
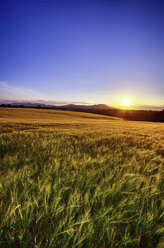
left=0, top=100, right=163, bottom=111
left=132, top=105, right=164, bottom=111
left=58, top=104, right=116, bottom=110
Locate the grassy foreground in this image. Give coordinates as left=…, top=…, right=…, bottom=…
left=0, top=108, right=164, bottom=248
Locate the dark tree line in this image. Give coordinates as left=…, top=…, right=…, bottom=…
left=123, top=109, right=164, bottom=122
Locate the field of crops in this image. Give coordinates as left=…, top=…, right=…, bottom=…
left=0, top=108, right=164, bottom=248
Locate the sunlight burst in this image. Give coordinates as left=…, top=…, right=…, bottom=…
left=122, top=98, right=131, bottom=106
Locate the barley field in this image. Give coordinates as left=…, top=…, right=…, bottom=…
left=0, top=108, right=164, bottom=248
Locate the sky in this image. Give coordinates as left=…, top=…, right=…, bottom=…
left=0, top=0, right=164, bottom=106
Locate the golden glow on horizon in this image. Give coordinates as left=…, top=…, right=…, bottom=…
left=122, top=98, right=131, bottom=107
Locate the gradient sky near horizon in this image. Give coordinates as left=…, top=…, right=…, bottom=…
left=0, top=0, right=164, bottom=106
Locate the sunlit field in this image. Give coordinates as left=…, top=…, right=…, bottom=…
left=0, top=108, right=164, bottom=248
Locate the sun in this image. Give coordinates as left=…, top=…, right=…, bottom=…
left=122, top=98, right=131, bottom=107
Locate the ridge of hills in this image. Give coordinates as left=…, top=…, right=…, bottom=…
left=0, top=100, right=163, bottom=111
left=0, top=101, right=164, bottom=122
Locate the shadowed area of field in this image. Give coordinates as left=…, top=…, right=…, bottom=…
left=0, top=108, right=164, bottom=248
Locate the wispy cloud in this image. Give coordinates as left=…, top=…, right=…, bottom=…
left=0, top=82, right=89, bottom=105
left=0, top=81, right=53, bottom=101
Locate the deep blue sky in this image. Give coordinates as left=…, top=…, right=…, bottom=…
left=0, top=0, right=164, bottom=106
